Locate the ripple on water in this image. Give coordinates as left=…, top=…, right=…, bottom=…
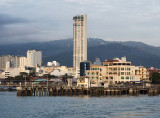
left=0, top=92, right=160, bottom=118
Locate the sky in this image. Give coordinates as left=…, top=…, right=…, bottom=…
left=0, top=0, right=160, bottom=46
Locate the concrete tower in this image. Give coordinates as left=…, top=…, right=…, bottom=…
left=27, top=50, right=42, bottom=67
left=73, top=14, right=87, bottom=68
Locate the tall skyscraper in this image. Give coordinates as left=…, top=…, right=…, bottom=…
left=73, top=14, right=87, bottom=68
left=27, top=50, right=42, bottom=67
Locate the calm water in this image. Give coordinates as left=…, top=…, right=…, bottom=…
left=0, top=92, right=160, bottom=118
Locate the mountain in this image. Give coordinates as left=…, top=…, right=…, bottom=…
left=0, top=38, right=160, bottom=68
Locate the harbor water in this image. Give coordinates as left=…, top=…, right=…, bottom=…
left=0, top=91, right=160, bottom=118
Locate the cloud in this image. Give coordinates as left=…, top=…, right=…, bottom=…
left=0, top=0, right=160, bottom=46
left=0, top=14, right=28, bottom=27
left=0, top=0, right=14, bottom=6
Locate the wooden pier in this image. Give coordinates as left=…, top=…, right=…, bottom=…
left=17, top=86, right=160, bottom=96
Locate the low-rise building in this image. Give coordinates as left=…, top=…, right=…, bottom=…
left=86, top=64, right=106, bottom=85
left=103, top=57, right=138, bottom=84
left=135, top=66, right=150, bottom=82
left=50, top=69, right=67, bottom=76
left=77, top=77, right=90, bottom=88
left=4, top=68, right=20, bottom=78
left=68, top=67, right=76, bottom=77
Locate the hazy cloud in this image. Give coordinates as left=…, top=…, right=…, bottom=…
left=0, top=0, right=160, bottom=46
left=0, top=14, right=28, bottom=27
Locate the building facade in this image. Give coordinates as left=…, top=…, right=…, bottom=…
left=86, top=64, right=106, bottom=85
left=135, top=66, right=150, bottom=82
left=73, top=14, right=87, bottom=68
left=27, top=50, right=42, bottom=67
left=103, top=57, right=138, bottom=84
left=20, top=57, right=27, bottom=68
left=80, top=61, right=90, bottom=76
left=0, top=55, right=22, bottom=71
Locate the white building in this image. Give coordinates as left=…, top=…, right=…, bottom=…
left=27, top=50, right=42, bottom=67
left=103, top=57, right=140, bottom=84
left=73, top=14, right=87, bottom=68
left=47, top=61, right=60, bottom=67
left=5, top=61, right=11, bottom=70
left=4, top=68, right=20, bottom=78
left=20, top=57, right=27, bottom=68
left=0, top=55, right=23, bottom=70
left=50, top=69, right=67, bottom=76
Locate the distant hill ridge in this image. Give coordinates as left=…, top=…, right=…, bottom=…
left=0, top=38, right=160, bottom=68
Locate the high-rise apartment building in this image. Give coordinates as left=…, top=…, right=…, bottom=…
left=0, top=55, right=22, bottom=70
left=27, top=50, right=42, bottom=67
left=73, top=14, right=87, bottom=68
left=19, top=57, right=27, bottom=68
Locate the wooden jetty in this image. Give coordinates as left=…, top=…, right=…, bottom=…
left=17, top=86, right=160, bottom=96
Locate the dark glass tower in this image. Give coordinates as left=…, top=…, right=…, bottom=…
left=80, top=61, right=90, bottom=76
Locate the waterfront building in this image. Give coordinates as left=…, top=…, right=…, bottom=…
left=27, top=50, right=42, bottom=67
left=77, top=77, right=90, bottom=88
left=73, top=14, right=87, bottom=68
left=80, top=61, right=91, bottom=76
left=135, top=66, right=150, bottom=82
left=0, top=55, right=23, bottom=71
left=78, top=57, right=140, bottom=87
left=86, top=64, right=106, bottom=87
left=68, top=67, right=77, bottom=77
left=103, top=57, right=138, bottom=84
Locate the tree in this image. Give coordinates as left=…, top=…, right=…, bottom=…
left=43, top=74, right=57, bottom=79
left=29, top=72, right=36, bottom=77
left=62, top=74, right=73, bottom=83
left=20, top=72, right=28, bottom=76
left=150, top=72, right=160, bottom=84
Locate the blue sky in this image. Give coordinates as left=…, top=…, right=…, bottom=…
left=0, top=0, right=160, bottom=46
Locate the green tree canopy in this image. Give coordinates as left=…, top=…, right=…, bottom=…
left=150, top=72, right=160, bottom=84
left=43, top=74, right=57, bottom=79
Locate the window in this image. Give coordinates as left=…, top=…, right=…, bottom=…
left=126, top=76, right=129, bottom=79
left=121, top=72, right=124, bottom=75
left=121, top=76, right=124, bottom=79
left=121, top=68, right=124, bottom=70
left=127, top=68, right=130, bottom=70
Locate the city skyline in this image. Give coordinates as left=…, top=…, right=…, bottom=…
left=0, top=0, right=160, bottom=46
